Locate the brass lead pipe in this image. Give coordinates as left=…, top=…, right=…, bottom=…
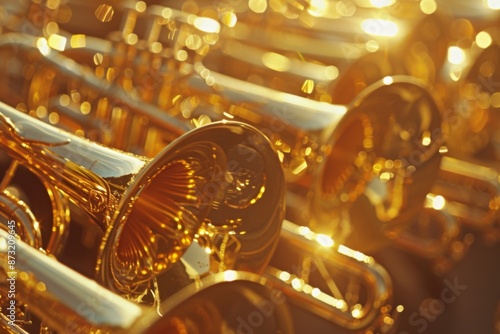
left=266, top=220, right=396, bottom=332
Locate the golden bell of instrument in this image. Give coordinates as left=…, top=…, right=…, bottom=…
left=0, top=100, right=286, bottom=303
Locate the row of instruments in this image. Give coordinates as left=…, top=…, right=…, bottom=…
left=0, top=0, right=499, bottom=333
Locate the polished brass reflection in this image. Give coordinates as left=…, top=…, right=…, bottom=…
left=0, top=100, right=225, bottom=298
left=3, top=1, right=499, bottom=333
left=0, top=7, right=409, bottom=332
left=433, top=156, right=500, bottom=244
left=0, top=5, right=444, bottom=332
left=181, top=0, right=500, bottom=266
left=0, top=190, right=42, bottom=333
left=446, top=43, right=500, bottom=161
left=1, top=100, right=283, bottom=299
left=0, top=31, right=444, bottom=240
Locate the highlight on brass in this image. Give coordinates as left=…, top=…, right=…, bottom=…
left=0, top=0, right=499, bottom=333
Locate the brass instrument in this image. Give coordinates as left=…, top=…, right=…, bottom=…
left=211, top=2, right=450, bottom=104
left=0, top=98, right=287, bottom=305
left=0, top=191, right=41, bottom=250
left=0, top=229, right=294, bottom=334
left=433, top=156, right=500, bottom=244
left=0, top=82, right=396, bottom=333
left=0, top=190, right=41, bottom=332
left=184, top=0, right=500, bottom=244
left=155, top=1, right=500, bottom=278
left=1, top=1, right=498, bottom=328
left=0, top=6, right=405, bottom=333
left=0, top=30, right=444, bottom=238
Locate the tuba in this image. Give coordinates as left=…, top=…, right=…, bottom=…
left=0, top=99, right=286, bottom=304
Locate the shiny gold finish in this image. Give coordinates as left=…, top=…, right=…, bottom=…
left=0, top=101, right=286, bottom=304
left=0, top=99, right=219, bottom=299
left=0, top=160, right=71, bottom=257
left=196, top=0, right=500, bottom=251
left=2, top=2, right=499, bottom=333
left=130, top=270, right=294, bottom=334
left=0, top=229, right=294, bottom=334
left=0, top=190, right=41, bottom=334
left=266, top=220, right=398, bottom=332
left=0, top=31, right=444, bottom=242
left=0, top=7, right=443, bottom=331
left=0, top=10, right=409, bottom=333
left=387, top=193, right=464, bottom=274
left=0, top=190, right=41, bottom=250
left=0, top=110, right=392, bottom=332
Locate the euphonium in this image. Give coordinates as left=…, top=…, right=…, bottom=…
left=0, top=229, right=294, bottom=334
left=0, top=99, right=286, bottom=304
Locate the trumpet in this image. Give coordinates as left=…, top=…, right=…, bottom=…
left=0, top=98, right=286, bottom=306
left=0, top=228, right=295, bottom=334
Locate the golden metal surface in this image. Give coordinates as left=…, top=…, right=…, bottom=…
left=0, top=100, right=286, bottom=305
left=0, top=229, right=294, bottom=334
left=0, top=1, right=499, bottom=333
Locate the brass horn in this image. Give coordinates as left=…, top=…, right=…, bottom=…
left=0, top=31, right=444, bottom=238
left=213, top=3, right=500, bottom=252
left=445, top=42, right=500, bottom=161
left=195, top=15, right=496, bottom=266
left=0, top=228, right=294, bottom=334
left=0, top=99, right=286, bottom=304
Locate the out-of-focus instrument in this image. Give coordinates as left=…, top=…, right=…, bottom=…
left=0, top=42, right=399, bottom=333
left=446, top=42, right=500, bottom=161
left=266, top=220, right=399, bottom=332
left=2, top=1, right=499, bottom=333
left=0, top=4, right=440, bottom=332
